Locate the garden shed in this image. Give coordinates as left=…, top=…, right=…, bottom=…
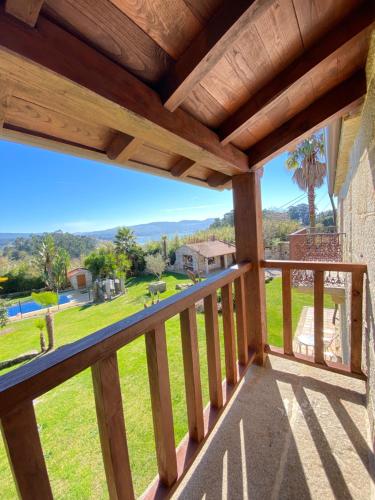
left=67, top=268, right=92, bottom=290
left=174, top=240, right=236, bottom=275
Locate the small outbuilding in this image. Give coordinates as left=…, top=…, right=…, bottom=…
left=174, top=240, right=236, bottom=276
left=67, top=268, right=92, bottom=290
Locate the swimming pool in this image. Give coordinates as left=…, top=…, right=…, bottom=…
left=7, top=294, right=72, bottom=317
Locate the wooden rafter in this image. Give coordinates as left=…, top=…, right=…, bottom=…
left=0, top=8, right=248, bottom=177
left=160, top=0, right=276, bottom=111
left=247, top=71, right=366, bottom=169
left=207, top=172, right=232, bottom=188
left=170, top=158, right=196, bottom=178
left=107, top=134, right=142, bottom=163
left=219, top=1, right=374, bottom=145
left=5, top=0, right=44, bottom=27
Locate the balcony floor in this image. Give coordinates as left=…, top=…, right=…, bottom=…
left=173, top=356, right=374, bottom=499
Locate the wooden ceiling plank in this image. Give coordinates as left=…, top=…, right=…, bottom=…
left=219, top=1, right=374, bottom=145
left=170, top=158, right=196, bottom=178
left=247, top=71, right=366, bottom=169
left=160, top=0, right=276, bottom=111
left=107, top=133, right=143, bottom=162
left=5, top=0, right=44, bottom=27
left=0, top=8, right=248, bottom=175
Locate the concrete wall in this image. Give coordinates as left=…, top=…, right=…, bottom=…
left=338, top=33, right=375, bottom=446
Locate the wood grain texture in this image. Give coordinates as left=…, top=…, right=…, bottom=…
left=145, top=325, right=177, bottom=486
left=263, top=260, right=367, bottom=273
left=180, top=306, right=204, bottom=441
left=221, top=284, right=237, bottom=384
left=219, top=2, right=374, bottom=144
left=92, top=354, right=134, bottom=500
left=207, top=171, right=231, bottom=188
left=43, top=0, right=172, bottom=84
left=107, top=133, right=142, bottom=162
left=350, top=270, right=364, bottom=374
left=203, top=293, right=223, bottom=408
left=0, top=9, right=248, bottom=175
left=234, top=275, right=249, bottom=365
left=233, top=171, right=267, bottom=365
left=6, top=95, right=113, bottom=150
left=313, top=270, right=324, bottom=365
left=5, top=0, right=43, bottom=27
left=160, top=0, right=276, bottom=111
left=170, top=157, right=196, bottom=177
left=182, top=0, right=223, bottom=23
left=0, top=401, right=53, bottom=500
left=247, top=71, right=366, bottom=168
left=282, top=268, right=293, bottom=356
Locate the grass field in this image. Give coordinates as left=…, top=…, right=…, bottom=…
left=0, top=273, right=331, bottom=498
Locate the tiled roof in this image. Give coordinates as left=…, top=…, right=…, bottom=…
left=184, top=240, right=236, bottom=258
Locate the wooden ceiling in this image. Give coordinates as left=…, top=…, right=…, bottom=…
left=0, top=0, right=373, bottom=189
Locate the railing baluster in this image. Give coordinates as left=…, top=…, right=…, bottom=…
left=1, top=401, right=53, bottom=500
left=221, top=284, right=237, bottom=384
left=180, top=306, right=204, bottom=442
left=92, top=353, right=134, bottom=500
left=145, top=324, right=177, bottom=486
left=350, top=270, right=364, bottom=374
left=314, top=270, right=324, bottom=364
left=282, top=268, right=293, bottom=355
left=234, top=275, right=248, bottom=365
left=204, top=293, right=223, bottom=408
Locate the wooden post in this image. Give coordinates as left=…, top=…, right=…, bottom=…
left=282, top=268, right=293, bottom=355
left=1, top=401, right=53, bottom=500
left=234, top=275, right=249, bottom=365
left=314, top=270, right=324, bottom=364
left=221, top=284, right=237, bottom=384
left=350, top=270, right=364, bottom=374
left=203, top=293, right=223, bottom=408
left=92, top=353, right=134, bottom=500
left=232, top=171, right=267, bottom=365
left=145, top=325, right=178, bottom=486
left=180, top=307, right=204, bottom=442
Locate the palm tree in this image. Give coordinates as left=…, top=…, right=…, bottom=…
left=286, top=133, right=326, bottom=228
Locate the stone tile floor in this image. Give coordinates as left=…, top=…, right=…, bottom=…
left=173, top=356, right=374, bottom=500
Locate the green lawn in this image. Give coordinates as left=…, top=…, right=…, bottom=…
left=0, top=274, right=331, bottom=498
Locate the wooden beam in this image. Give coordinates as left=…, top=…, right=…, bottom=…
left=207, top=172, right=232, bottom=188
left=281, top=269, right=293, bottom=356
left=160, top=0, right=275, bottom=111
left=170, top=157, right=196, bottom=178
left=0, top=8, right=248, bottom=176
left=107, top=133, right=142, bottom=162
left=233, top=172, right=267, bottom=365
left=247, top=71, right=366, bottom=169
left=5, top=0, right=43, bottom=27
left=0, top=78, right=13, bottom=129
left=313, top=270, right=324, bottom=365
left=350, top=270, right=364, bottom=374
left=219, top=2, right=375, bottom=144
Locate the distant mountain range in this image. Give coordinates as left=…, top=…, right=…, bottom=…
left=0, top=218, right=215, bottom=246
left=80, top=218, right=215, bottom=243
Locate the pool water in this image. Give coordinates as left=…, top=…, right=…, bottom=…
left=7, top=294, right=72, bottom=317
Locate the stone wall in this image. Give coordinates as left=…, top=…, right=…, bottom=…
left=338, top=31, right=375, bottom=446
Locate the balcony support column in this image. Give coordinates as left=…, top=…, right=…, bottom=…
left=232, top=171, right=267, bottom=365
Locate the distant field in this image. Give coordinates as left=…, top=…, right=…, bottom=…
left=0, top=274, right=325, bottom=498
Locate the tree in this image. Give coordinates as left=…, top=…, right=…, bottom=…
left=34, top=234, right=56, bottom=289
left=53, top=248, right=70, bottom=292
left=35, top=317, right=46, bottom=352
left=288, top=204, right=310, bottom=226
left=32, top=291, right=58, bottom=350
left=145, top=253, right=166, bottom=281
left=0, top=299, right=8, bottom=328
left=286, top=133, right=326, bottom=228
left=114, top=227, right=144, bottom=274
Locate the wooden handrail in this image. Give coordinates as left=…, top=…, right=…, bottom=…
left=0, top=263, right=251, bottom=417
left=262, top=259, right=367, bottom=272
left=263, top=259, right=366, bottom=378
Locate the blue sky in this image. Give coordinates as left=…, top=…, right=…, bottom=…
left=0, top=139, right=331, bottom=233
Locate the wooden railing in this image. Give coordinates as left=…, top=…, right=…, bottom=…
left=262, top=260, right=367, bottom=378
left=0, top=263, right=254, bottom=500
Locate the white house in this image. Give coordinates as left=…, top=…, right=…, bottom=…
left=174, top=241, right=236, bottom=275
left=67, top=268, right=92, bottom=290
